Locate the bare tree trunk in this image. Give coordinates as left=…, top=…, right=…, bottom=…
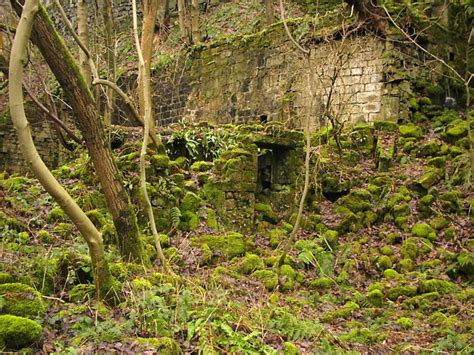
left=264, top=0, right=274, bottom=26
left=139, top=0, right=159, bottom=118
left=100, top=0, right=116, bottom=126
left=77, top=0, right=92, bottom=86
left=9, top=0, right=115, bottom=302
left=177, top=0, right=190, bottom=44
left=190, top=0, right=200, bottom=43
left=157, top=0, right=170, bottom=35
left=11, top=1, right=146, bottom=263
left=133, top=0, right=171, bottom=273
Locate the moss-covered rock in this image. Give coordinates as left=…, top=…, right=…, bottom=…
left=396, top=317, right=414, bottom=329
left=443, top=119, right=468, bottom=143
left=374, top=120, right=398, bottom=132
left=376, top=255, right=393, bottom=271
left=399, top=124, right=423, bottom=138
left=339, top=327, right=384, bottom=345
left=0, top=315, right=42, bottom=350
left=191, top=232, right=246, bottom=262
left=235, top=254, right=264, bottom=274
left=309, top=277, right=335, bottom=290
left=419, top=279, right=457, bottom=294
left=411, top=223, right=436, bottom=241
left=278, top=264, right=298, bottom=291
left=151, top=154, right=170, bottom=169
left=0, top=283, right=45, bottom=319
left=336, top=189, right=372, bottom=212
left=366, top=289, right=384, bottom=307
left=252, top=270, right=278, bottom=291
left=417, top=140, right=440, bottom=157
left=418, top=168, right=442, bottom=189
left=321, top=301, right=360, bottom=323
left=190, top=160, right=213, bottom=172
left=255, top=203, right=278, bottom=224
left=387, top=286, right=417, bottom=300
left=68, top=283, right=96, bottom=302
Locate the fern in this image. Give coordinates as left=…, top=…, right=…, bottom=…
left=170, top=207, right=181, bottom=229
left=267, top=308, right=322, bottom=341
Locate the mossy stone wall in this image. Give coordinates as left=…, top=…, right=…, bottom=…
left=152, top=30, right=399, bottom=127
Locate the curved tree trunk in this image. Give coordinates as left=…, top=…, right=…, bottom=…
left=11, top=0, right=145, bottom=263
left=9, top=0, right=115, bottom=302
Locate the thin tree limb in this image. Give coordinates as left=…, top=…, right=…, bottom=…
left=278, top=0, right=309, bottom=54
left=133, top=0, right=172, bottom=274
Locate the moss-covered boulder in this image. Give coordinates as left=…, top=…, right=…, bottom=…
left=190, top=160, right=213, bottom=172
left=235, top=254, right=264, bottom=274
left=443, top=118, right=468, bottom=143
left=411, top=223, right=437, bottom=241
left=387, top=285, right=417, bottom=300
left=151, top=154, right=170, bottom=169
left=0, top=315, right=42, bottom=350
left=366, top=289, right=384, bottom=307
left=336, top=188, right=372, bottom=213
left=0, top=283, right=45, bottom=319
left=399, top=124, right=423, bottom=138
left=252, top=270, right=278, bottom=291
left=418, top=168, right=442, bottom=189
left=191, top=232, right=246, bottom=262
left=255, top=203, right=278, bottom=224
left=419, top=279, right=457, bottom=294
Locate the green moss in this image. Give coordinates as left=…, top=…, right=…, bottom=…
left=383, top=269, right=400, bottom=280
left=380, top=246, right=394, bottom=256
left=322, top=229, right=338, bottom=248
left=398, top=258, right=414, bottom=273
left=179, top=211, right=199, bottom=231
left=68, top=284, right=95, bottom=302
left=85, top=209, right=107, bottom=228
left=283, top=341, right=300, bottom=355
left=0, top=272, right=15, bottom=284
left=374, top=120, right=398, bottom=132
left=309, top=277, right=335, bottom=290
left=417, top=140, right=440, bottom=157
left=252, top=270, right=278, bottom=291
left=130, top=278, right=154, bottom=291
left=396, top=317, right=414, bottom=329
left=418, top=168, right=442, bottom=189
left=336, top=189, right=372, bottom=212
left=37, top=230, right=55, bottom=244
left=151, top=154, right=170, bottom=169
left=191, top=232, right=246, bottom=262
left=387, top=286, right=417, bottom=300
left=419, top=279, right=457, bottom=294
left=399, top=124, right=423, bottom=138
left=339, top=327, right=384, bottom=345
left=376, top=255, right=393, bottom=271
left=0, top=283, right=45, bottom=319
left=439, top=190, right=462, bottom=213
left=278, top=264, right=297, bottom=291
left=429, top=216, right=448, bottom=230
left=47, top=207, right=66, bottom=223
left=180, top=192, right=202, bottom=213
left=0, top=315, right=42, bottom=350
left=443, top=119, right=468, bottom=142
left=411, top=223, right=436, bottom=241
left=190, top=161, right=213, bottom=172
left=136, top=337, right=181, bottom=354
left=366, top=289, right=384, bottom=307
left=402, top=292, right=439, bottom=310
left=255, top=203, right=278, bottom=224
left=235, top=254, right=264, bottom=274
left=321, top=301, right=359, bottom=323
left=54, top=223, right=74, bottom=239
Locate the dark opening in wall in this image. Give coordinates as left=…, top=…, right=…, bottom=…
left=260, top=114, right=268, bottom=124
left=256, top=142, right=292, bottom=196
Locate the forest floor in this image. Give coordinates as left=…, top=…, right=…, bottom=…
left=0, top=102, right=473, bottom=353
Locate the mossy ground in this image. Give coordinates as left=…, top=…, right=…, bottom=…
left=0, top=109, right=472, bottom=353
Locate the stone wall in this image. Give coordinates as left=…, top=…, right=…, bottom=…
left=0, top=104, right=65, bottom=173
left=151, top=25, right=398, bottom=128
